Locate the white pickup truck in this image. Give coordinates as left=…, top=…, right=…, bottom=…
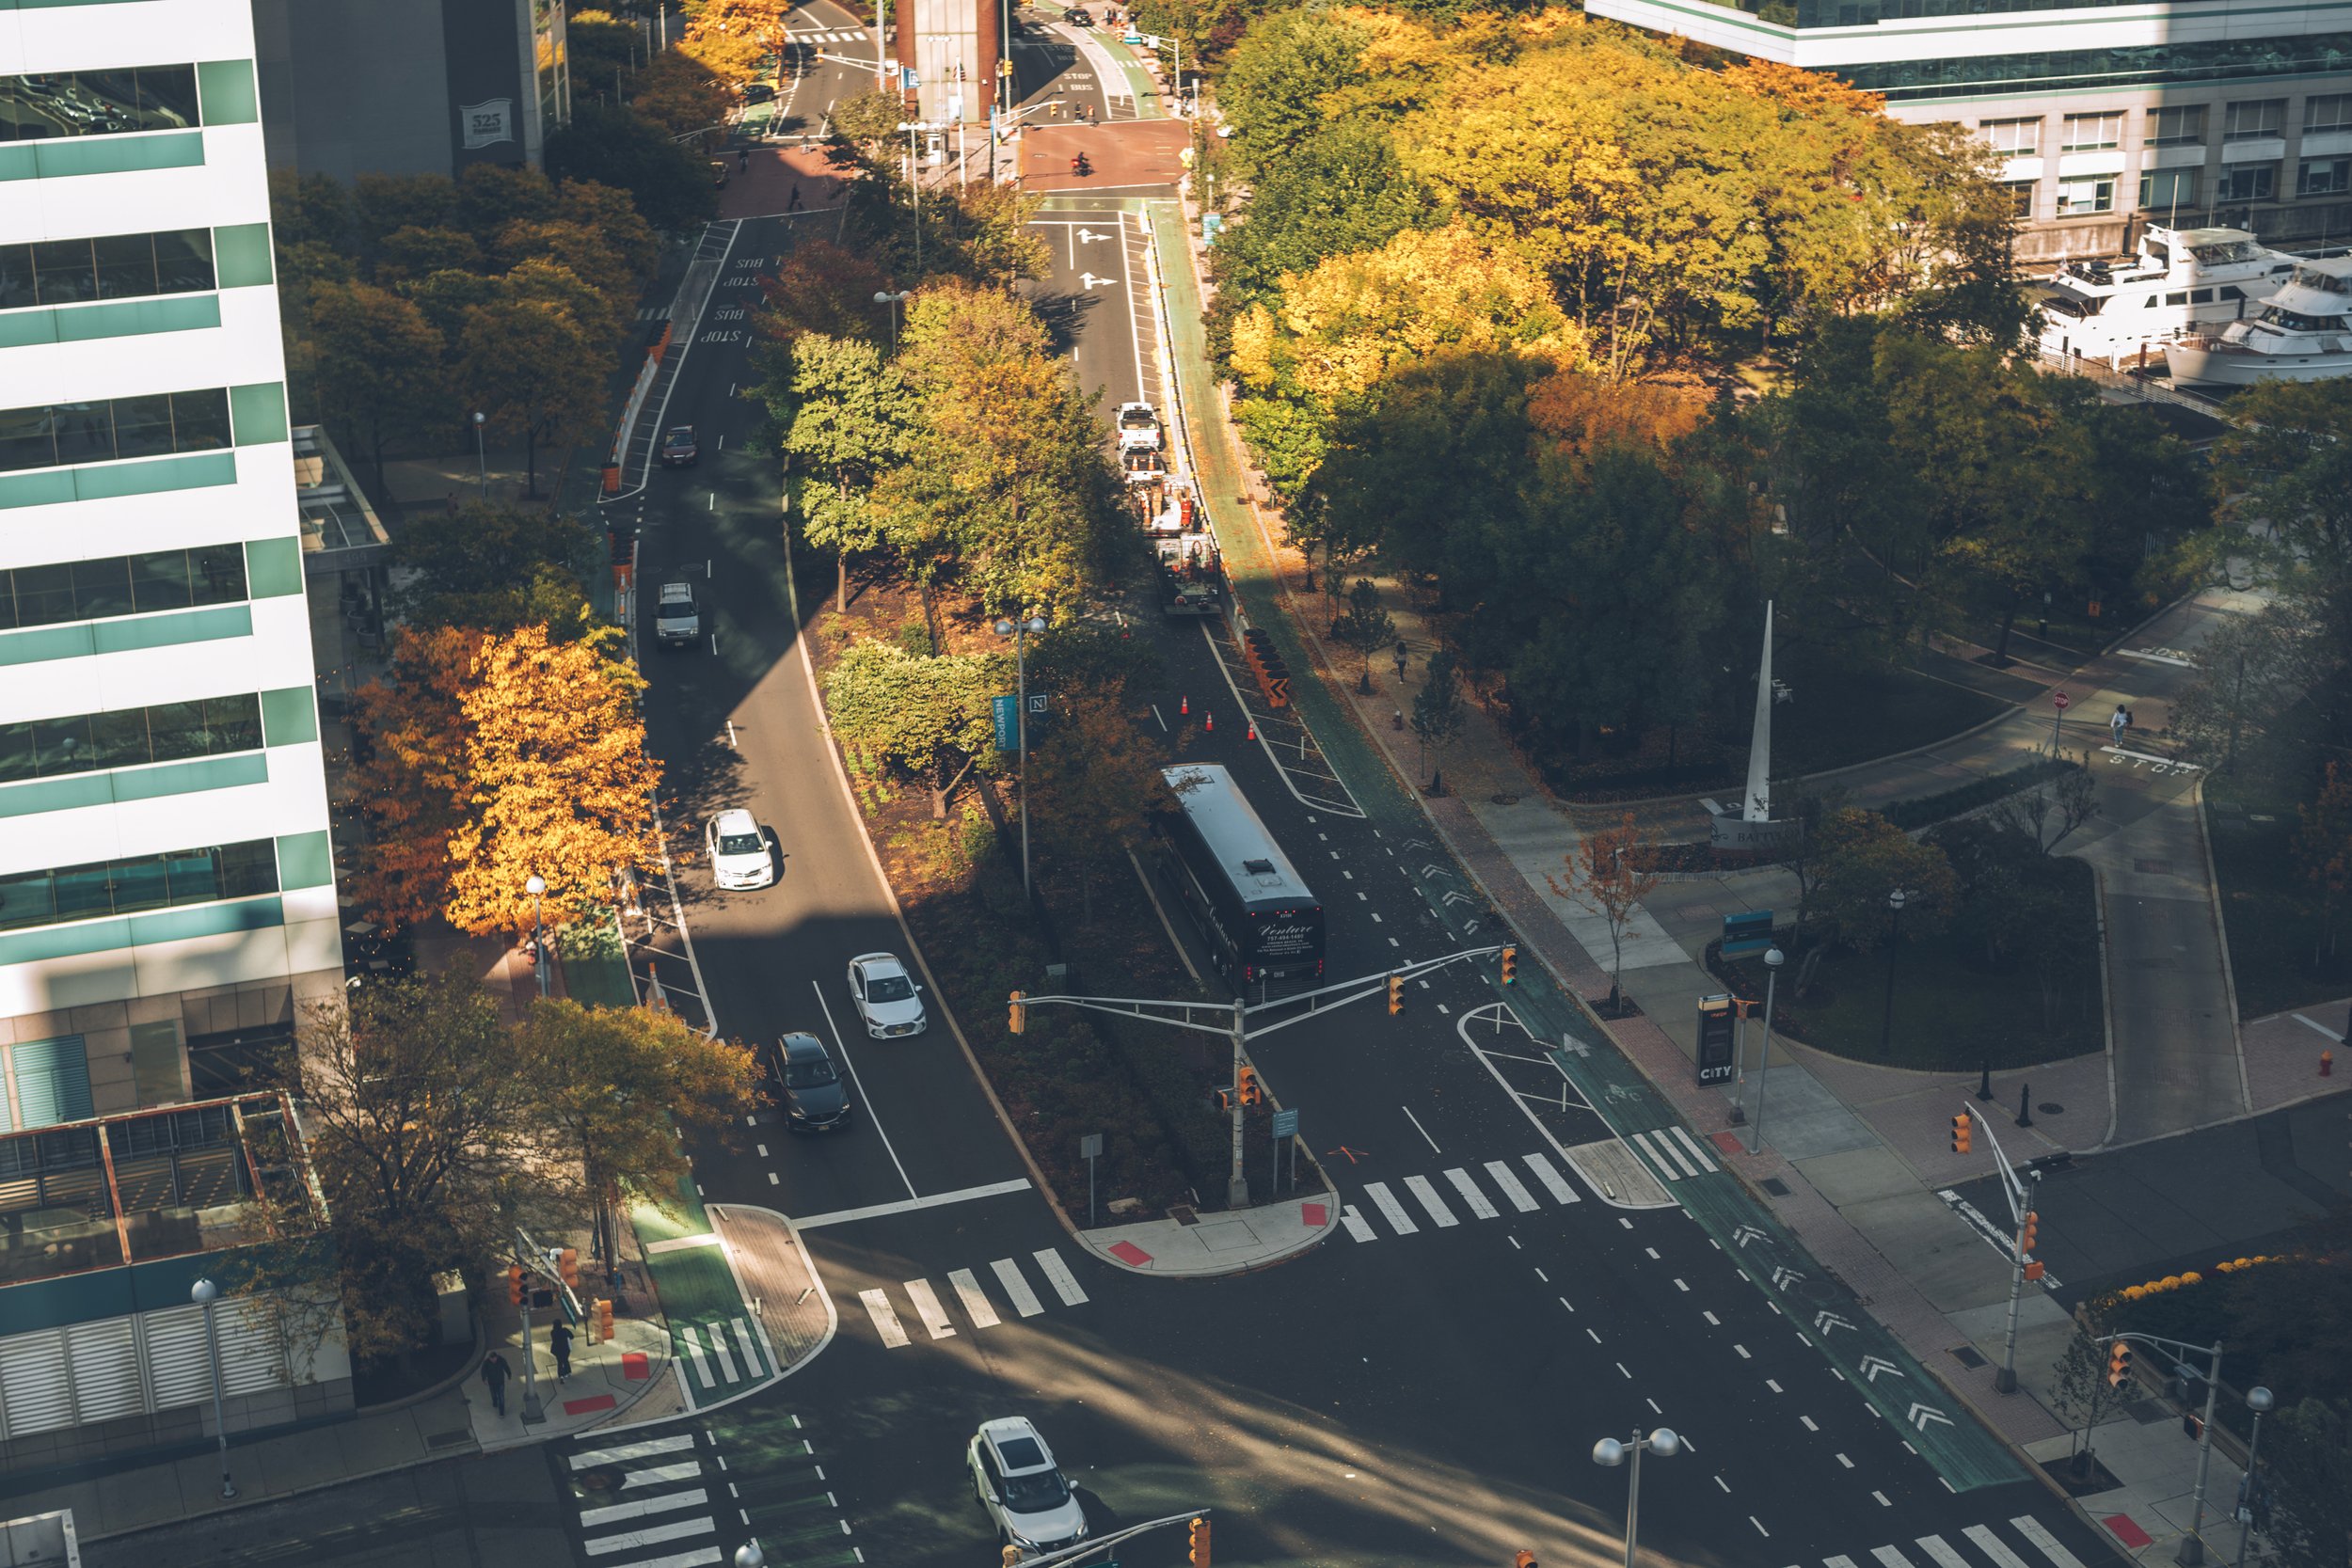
left=1116, top=402, right=1162, bottom=454
left=655, top=581, right=701, bottom=648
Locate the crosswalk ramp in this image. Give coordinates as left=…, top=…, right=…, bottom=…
left=1792, top=1515, right=2091, bottom=1568
left=672, top=1313, right=775, bottom=1405
left=1343, top=1152, right=1584, bottom=1241
left=855, top=1248, right=1089, bottom=1350
left=559, top=1411, right=860, bottom=1568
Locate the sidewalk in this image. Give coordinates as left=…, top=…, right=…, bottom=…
left=1074, top=1193, right=1339, bottom=1275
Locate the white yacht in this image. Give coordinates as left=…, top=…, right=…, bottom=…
left=2165, top=255, right=2352, bottom=385
left=2036, top=225, right=2296, bottom=363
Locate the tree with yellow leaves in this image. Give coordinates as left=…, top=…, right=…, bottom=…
left=348, top=626, right=481, bottom=932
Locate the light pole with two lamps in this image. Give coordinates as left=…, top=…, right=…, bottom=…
left=526, top=874, right=549, bottom=999
left=993, top=614, right=1047, bottom=897
left=2234, top=1386, right=2273, bottom=1568
left=1745, top=944, right=1784, bottom=1154
left=1878, top=886, right=1907, bottom=1055
left=471, top=410, right=488, bottom=499
left=190, top=1277, right=238, bottom=1498
left=873, top=290, right=910, bottom=350
left=1593, top=1426, right=1679, bottom=1568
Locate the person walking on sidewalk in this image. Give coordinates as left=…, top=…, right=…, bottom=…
left=787, top=182, right=803, bottom=211
left=1392, top=640, right=1410, bottom=683
left=2111, top=705, right=2129, bottom=746
left=549, top=1320, right=574, bottom=1383
left=480, top=1350, right=511, bottom=1417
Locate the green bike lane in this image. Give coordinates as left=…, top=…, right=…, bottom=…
left=631, top=1178, right=789, bottom=1411
left=1141, top=201, right=2024, bottom=1496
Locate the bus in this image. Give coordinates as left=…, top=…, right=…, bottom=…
left=1154, top=764, right=1324, bottom=987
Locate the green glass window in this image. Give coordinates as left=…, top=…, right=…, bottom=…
left=0, top=839, right=277, bottom=934
left=0, top=389, right=244, bottom=474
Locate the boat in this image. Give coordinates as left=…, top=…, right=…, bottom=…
left=2035, top=225, right=2296, bottom=365
left=2164, top=254, right=2352, bottom=385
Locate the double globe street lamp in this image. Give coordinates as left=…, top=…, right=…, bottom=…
left=1593, top=1426, right=1679, bottom=1568
left=993, top=614, right=1047, bottom=897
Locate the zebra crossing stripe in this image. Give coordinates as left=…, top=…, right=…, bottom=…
left=704, top=1321, right=741, bottom=1382
left=1483, top=1160, right=1539, bottom=1212
left=904, top=1278, right=958, bottom=1338
left=1629, top=1130, right=1684, bottom=1180
left=1033, top=1249, right=1089, bottom=1306
left=603, top=1551, right=722, bottom=1568
left=949, top=1267, right=1000, bottom=1327
left=1361, top=1181, right=1418, bottom=1234
left=1444, top=1167, right=1500, bottom=1219
left=580, top=1488, right=708, bottom=1528
left=1403, top=1174, right=1459, bottom=1227
left=2009, top=1518, right=2087, bottom=1568
left=1963, top=1526, right=2031, bottom=1568
left=1914, top=1536, right=1971, bottom=1568
left=1650, top=1128, right=1702, bottom=1178
left=1671, top=1125, right=1720, bottom=1172
left=621, top=1461, right=701, bottom=1489
left=586, top=1517, right=712, bottom=1557
left=1522, top=1152, right=1579, bottom=1203
left=991, top=1258, right=1044, bottom=1317
left=1826, top=1556, right=1861, bottom=1568
left=1341, top=1204, right=1377, bottom=1241
left=679, top=1323, right=717, bottom=1388
left=859, top=1288, right=910, bottom=1348
left=730, top=1316, right=764, bottom=1375
left=572, top=1433, right=696, bottom=1469
left=1871, top=1546, right=1921, bottom=1568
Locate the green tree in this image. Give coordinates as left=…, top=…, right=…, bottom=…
left=1027, top=688, right=1178, bottom=921
left=767, top=333, right=915, bottom=610
left=567, top=8, right=640, bottom=94
left=1210, top=118, right=1431, bottom=313
left=1410, top=648, right=1466, bottom=790
left=2263, top=1398, right=2352, bottom=1568
left=2296, top=761, right=2352, bottom=968
left=1217, top=8, right=1373, bottom=177
left=823, top=638, right=1009, bottom=818
left=828, top=88, right=906, bottom=152
left=2048, top=1306, right=2132, bottom=1481
left=455, top=273, right=615, bottom=497
left=1332, top=578, right=1396, bottom=693
left=1549, top=811, right=1661, bottom=1012
left=546, top=101, right=721, bottom=231
left=1799, top=807, right=1958, bottom=990
left=306, top=279, right=448, bottom=491
left=2169, top=600, right=2340, bottom=789
left=386, top=500, right=610, bottom=641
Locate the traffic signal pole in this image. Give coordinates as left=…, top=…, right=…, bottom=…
left=1228, top=997, right=1248, bottom=1206
left=1956, top=1105, right=2040, bottom=1393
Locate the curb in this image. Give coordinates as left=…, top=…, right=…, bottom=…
left=2192, top=776, right=2254, bottom=1117
left=1069, top=1193, right=1342, bottom=1279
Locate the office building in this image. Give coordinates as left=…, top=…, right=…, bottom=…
left=1583, top=0, right=2352, bottom=260
left=0, top=0, right=345, bottom=1129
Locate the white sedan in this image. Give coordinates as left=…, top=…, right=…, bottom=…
left=704, top=809, right=775, bottom=891
left=847, top=952, right=926, bottom=1037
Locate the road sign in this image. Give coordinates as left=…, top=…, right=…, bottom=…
left=992, top=693, right=1020, bottom=751
left=2053, top=690, right=2070, bottom=710
left=1270, top=1109, right=1298, bottom=1138
left=1079, top=1133, right=1104, bottom=1159
left=1696, top=994, right=1737, bottom=1084
left=1721, top=910, right=1774, bottom=958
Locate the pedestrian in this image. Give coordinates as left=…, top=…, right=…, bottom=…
left=480, top=1350, right=511, bottom=1417
left=739, top=146, right=752, bottom=171
left=787, top=182, right=803, bottom=211
left=2110, top=705, right=2128, bottom=745
left=1392, top=640, right=1409, bottom=682
left=549, top=1320, right=574, bottom=1383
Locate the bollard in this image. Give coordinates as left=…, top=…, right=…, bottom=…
left=1391, top=708, right=1405, bottom=731
left=2015, top=1081, right=2033, bottom=1128
left=2323, top=1049, right=2334, bottom=1077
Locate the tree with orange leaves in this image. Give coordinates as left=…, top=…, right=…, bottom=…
left=1549, top=812, right=1661, bottom=1014
left=347, top=626, right=481, bottom=931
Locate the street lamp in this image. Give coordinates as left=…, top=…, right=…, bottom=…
left=1878, top=887, right=1907, bottom=1055
left=190, top=1278, right=237, bottom=1498
left=526, top=874, right=548, bottom=999
left=471, top=410, right=488, bottom=499
left=896, top=121, right=932, bottom=274
left=1746, top=945, right=1784, bottom=1155
left=993, top=615, right=1047, bottom=897
left=873, top=290, right=910, bottom=350
left=1592, top=1426, right=1679, bottom=1568
left=735, top=1543, right=767, bottom=1568
left=2235, top=1386, right=2273, bottom=1568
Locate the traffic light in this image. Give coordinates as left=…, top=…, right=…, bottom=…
left=2107, top=1341, right=2134, bottom=1388
left=559, top=1247, right=580, bottom=1289
left=1009, top=990, right=1026, bottom=1034
left=1950, top=1113, right=1972, bottom=1154
left=507, top=1265, right=524, bottom=1306
left=1500, top=945, right=1518, bottom=986
left=1387, top=974, right=1405, bottom=1015
left=2019, top=1212, right=2039, bottom=1255
left=1188, top=1517, right=1211, bottom=1568
left=1238, top=1066, right=1262, bottom=1107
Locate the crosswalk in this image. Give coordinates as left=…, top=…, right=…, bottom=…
left=672, top=1313, right=774, bottom=1402
left=1793, top=1515, right=2091, bottom=1568
left=1626, top=1121, right=1723, bottom=1184
left=855, top=1247, right=1090, bottom=1349
left=1342, top=1151, right=1584, bottom=1241
left=788, top=28, right=869, bottom=41
left=558, top=1407, right=859, bottom=1568
left=635, top=305, right=671, bottom=323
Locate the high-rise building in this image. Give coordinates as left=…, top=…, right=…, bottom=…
left=1582, top=0, right=2352, bottom=261
left=0, top=0, right=345, bottom=1129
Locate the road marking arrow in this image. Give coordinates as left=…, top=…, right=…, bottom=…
left=1560, top=1037, right=1591, bottom=1058
left=1772, top=1266, right=1806, bottom=1291
left=1733, top=1225, right=1768, bottom=1248
left=1079, top=272, right=1120, bottom=290
left=1442, top=891, right=1476, bottom=907
left=1465, top=919, right=1481, bottom=935
left=1860, top=1354, right=1905, bottom=1383
left=1421, top=863, right=1456, bottom=879
left=1404, top=838, right=1433, bottom=849
left=1815, top=1311, right=1856, bottom=1336
left=1908, top=1402, right=1953, bottom=1433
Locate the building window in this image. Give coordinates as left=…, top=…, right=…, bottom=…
left=1980, top=117, right=2041, bottom=155
left=0, top=230, right=215, bottom=313
left=2218, top=163, right=2279, bottom=202
left=0, top=839, right=279, bottom=934
left=1842, top=35, right=2352, bottom=102
left=2057, top=176, right=2116, bottom=215
left=2062, top=113, right=2122, bottom=151
left=0, top=389, right=231, bottom=474
left=2299, top=156, right=2352, bottom=197
left=0, top=68, right=201, bottom=142
left=2146, top=105, right=2205, bottom=147
left=2307, top=94, right=2352, bottom=134
left=2140, top=167, right=2200, bottom=211
left=0, top=545, right=246, bottom=629
left=2224, top=100, right=2286, bottom=141
left=0, top=694, right=263, bottom=785
left=2003, top=181, right=2037, bottom=217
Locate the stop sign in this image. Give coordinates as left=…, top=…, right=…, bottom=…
left=2053, top=690, right=2071, bottom=711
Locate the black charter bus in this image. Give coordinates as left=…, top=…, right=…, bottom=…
left=1155, top=764, right=1325, bottom=987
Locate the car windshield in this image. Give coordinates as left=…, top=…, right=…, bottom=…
left=1001, top=1467, right=1070, bottom=1513
left=866, top=974, right=914, bottom=1003
left=784, top=1054, right=838, bottom=1088
left=717, top=832, right=763, bottom=856
left=1120, top=408, right=1153, bottom=426
left=667, top=429, right=694, bottom=445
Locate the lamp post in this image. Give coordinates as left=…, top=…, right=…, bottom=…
left=526, top=874, right=548, bottom=999
left=993, top=615, right=1047, bottom=897
left=873, top=290, right=910, bottom=351
left=896, top=121, right=931, bottom=274
left=2234, top=1386, right=2273, bottom=1568
left=190, top=1278, right=237, bottom=1498
left=735, top=1543, right=767, bottom=1568
left=1746, top=945, right=1784, bottom=1155
left=1592, top=1427, right=1679, bottom=1568
left=471, top=410, right=488, bottom=499
left=1878, top=887, right=1907, bottom=1055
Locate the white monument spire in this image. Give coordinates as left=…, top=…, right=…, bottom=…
left=1744, top=601, right=1774, bottom=823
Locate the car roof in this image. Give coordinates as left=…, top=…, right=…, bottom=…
left=712, top=807, right=757, bottom=833
left=667, top=424, right=695, bottom=436
left=978, top=1417, right=1054, bottom=1471
left=660, top=580, right=695, bottom=600
left=851, top=952, right=904, bottom=973
left=780, top=1032, right=829, bottom=1060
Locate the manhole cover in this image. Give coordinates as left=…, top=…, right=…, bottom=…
left=1760, top=1177, right=1790, bottom=1196
left=1950, top=1345, right=1988, bottom=1369
left=2038, top=1101, right=2064, bottom=1115
left=2136, top=858, right=2173, bottom=874
left=1492, top=793, right=1519, bottom=805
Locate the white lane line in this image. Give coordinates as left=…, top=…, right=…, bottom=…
left=1827, top=1557, right=1861, bottom=1568
left=1675, top=1278, right=1689, bottom=1291
left=1800, top=1416, right=1818, bottom=1431
left=948, top=1268, right=1000, bottom=1328
left=858, top=1289, right=910, bottom=1348
left=1714, top=1476, right=1730, bottom=1494
left=679, top=1323, right=716, bottom=1387
left=1873, top=1547, right=1919, bottom=1568
left=1341, top=1204, right=1377, bottom=1242
left=1836, top=1453, right=1854, bottom=1468
left=1444, top=1167, right=1500, bottom=1219
left=1033, top=1248, right=1089, bottom=1306
left=580, top=1489, right=709, bottom=1528
left=1522, top=1152, right=1579, bottom=1203
left=621, top=1461, right=703, bottom=1489
left=586, top=1518, right=716, bottom=1557
left=1671, top=1125, right=1720, bottom=1172
left=810, top=980, right=915, bottom=1198
left=1751, top=1517, right=1771, bottom=1538
left=1963, top=1527, right=2032, bottom=1568
left=990, top=1258, right=1044, bottom=1317
left=794, top=1178, right=1033, bottom=1230
left=904, top=1278, right=957, bottom=1339
left=2010, top=1517, right=2088, bottom=1568
left=1915, top=1537, right=1971, bottom=1568
left=1402, top=1174, right=1461, bottom=1227
left=592, top=1549, right=722, bottom=1568
left=1874, top=1490, right=1892, bottom=1506
left=1402, top=1105, right=1441, bottom=1153
left=1484, top=1160, right=1539, bottom=1212
left=1704, top=1311, right=1720, bottom=1325
left=732, top=1316, right=765, bottom=1375
left=572, top=1434, right=696, bottom=1469
left=1362, top=1181, right=1419, bottom=1235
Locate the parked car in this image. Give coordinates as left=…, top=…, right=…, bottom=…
left=660, top=425, right=701, bottom=467
left=968, top=1418, right=1089, bottom=1556
left=846, top=952, right=926, bottom=1037
left=765, top=1032, right=851, bottom=1131
left=704, top=808, right=776, bottom=891
left=655, top=581, right=701, bottom=647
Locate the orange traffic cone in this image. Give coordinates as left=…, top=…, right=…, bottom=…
left=1180, top=694, right=1189, bottom=716
left=1246, top=719, right=1257, bottom=740
left=1204, top=711, right=1215, bottom=733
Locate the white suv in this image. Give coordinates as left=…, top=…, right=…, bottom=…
left=968, top=1418, right=1089, bottom=1557
left=846, top=953, right=926, bottom=1037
